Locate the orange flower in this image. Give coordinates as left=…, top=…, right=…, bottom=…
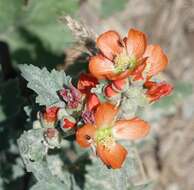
left=89, top=29, right=168, bottom=81
left=76, top=103, right=150, bottom=169
left=77, top=73, right=100, bottom=111
left=144, top=80, right=173, bottom=102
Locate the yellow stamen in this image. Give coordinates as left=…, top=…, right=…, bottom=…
left=114, top=52, right=137, bottom=73
left=95, top=127, right=113, bottom=145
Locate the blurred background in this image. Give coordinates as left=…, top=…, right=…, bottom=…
left=0, top=0, right=194, bottom=190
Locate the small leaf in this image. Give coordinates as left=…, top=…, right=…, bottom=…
left=20, top=64, right=69, bottom=106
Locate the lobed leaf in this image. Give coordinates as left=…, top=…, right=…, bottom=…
left=20, top=64, right=70, bottom=106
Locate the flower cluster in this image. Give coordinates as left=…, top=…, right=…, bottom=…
left=35, top=29, right=172, bottom=169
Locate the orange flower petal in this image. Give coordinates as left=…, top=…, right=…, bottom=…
left=126, top=29, right=147, bottom=59
left=94, top=103, right=118, bottom=128
left=77, top=73, right=98, bottom=94
left=144, top=45, right=168, bottom=77
left=76, top=124, right=96, bottom=148
left=87, top=93, right=100, bottom=111
left=113, top=118, right=150, bottom=140
left=96, top=143, right=127, bottom=169
left=97, top=30, right=123, bottom=60
left=89, top=54, right=115, bottom=80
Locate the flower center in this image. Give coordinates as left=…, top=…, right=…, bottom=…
left=95, top=127, right=113, bottom=145
left=114, top=53, right=137, bottom=73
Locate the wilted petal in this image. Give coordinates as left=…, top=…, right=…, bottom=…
left=70, top=84, right=82, bottom=102
left=95, top=103, right=118, bottom=128
left=82, top=110, right=95, bottom=124
left=113, top=118, right=150, bottom=140
left=144, top=45, right=168, bottom=77
left=97, top=30, right=123, bottom=60
left=126, top=29, right=147, bottom=59
left=89, top=54, right=115, bottom=80
left=76, top=124, right=96, bottom=148
left=96, top=143, right=127, bottom=169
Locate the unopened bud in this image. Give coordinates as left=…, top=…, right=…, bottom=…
left=104, top=84, right=118, bottom=98
left=44, top=128, right=61, bottom=148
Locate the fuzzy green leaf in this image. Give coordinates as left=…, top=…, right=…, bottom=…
left=20, top=64, right=69, bottom=106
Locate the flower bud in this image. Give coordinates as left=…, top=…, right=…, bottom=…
left=63, top=118, right=76, bottom=129
left=61, top=116, right=76, bottom=131
left=44, top=128, right=61, bottom=148
left=112, top=78, right=127, bottom=91
left=104, top=84, right=118, bottom=98
left=42, top=106, right=59, bottom=127
left=144, top=81, right=173, bottom=102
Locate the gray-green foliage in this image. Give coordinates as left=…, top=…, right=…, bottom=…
left=17, top=127, right=153, bottom=190
left=17, top=128, right=79, bottom=190
left=20, top=64, right=71, bottom=107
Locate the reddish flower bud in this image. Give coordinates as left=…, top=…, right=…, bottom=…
left=112, top=78, right=127, bottom=91
left=63, top=118, right=76, bottom=129
left=144, top=81, right=173, bottom=102
left=104, top=84, right=118, bottom=98
left=43, top=106, right=59, bottom=124
left=87, top=93, right=100, bottom=111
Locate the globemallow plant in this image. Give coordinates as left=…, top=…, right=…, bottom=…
left=17, top=16, right=173, bottom=190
